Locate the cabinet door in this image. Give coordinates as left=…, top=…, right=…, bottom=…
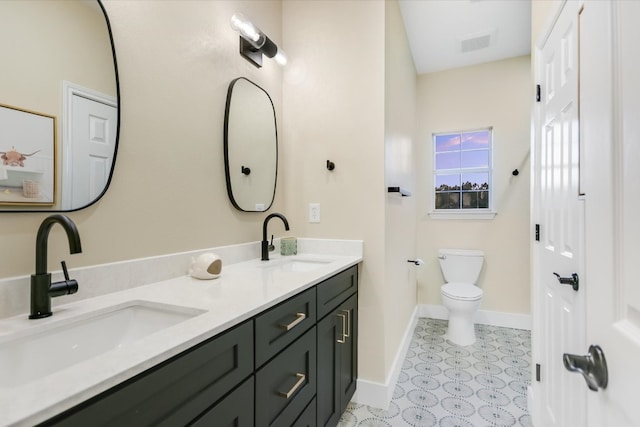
left=191, top=377, right=254, bottom=427
left=316, top=311, right=341, bottom=427
left=317, top=293, right=358, bottom=427
left=339, top=293, right=358, bottom=413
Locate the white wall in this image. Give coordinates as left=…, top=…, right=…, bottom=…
left=416, top=56, right=532, bottom=315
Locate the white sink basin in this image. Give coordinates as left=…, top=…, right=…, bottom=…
left=261, top=257, right=334, bottom=272
left=0, top=301, right=205, bottom=387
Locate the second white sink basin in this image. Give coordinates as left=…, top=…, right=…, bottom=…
left=281, top=259, right=332, bottom=272
left=260, top=257, right=334, bottom=272
left=0, top=301, right=205, bottom=387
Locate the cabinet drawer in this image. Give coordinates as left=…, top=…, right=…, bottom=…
left=44, top=320, right=253, bottom=427
left=255, top=327, right=317, bottom=427
left=191, top=376, right=254, bottom=427
left=255, top=287, right=316, bottom=367
left=317, top=265, right=358, bottom=319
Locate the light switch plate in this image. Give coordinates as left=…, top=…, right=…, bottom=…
left=309, top=203, right=320, bottom=223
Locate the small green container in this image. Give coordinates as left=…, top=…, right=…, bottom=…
left=280, top=237, right=297, bottom=256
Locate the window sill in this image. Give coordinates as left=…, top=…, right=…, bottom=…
left=428, top=210, right=497, bottom=220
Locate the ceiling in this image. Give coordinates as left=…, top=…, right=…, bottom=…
left=398, top=0, right=531, bottom=74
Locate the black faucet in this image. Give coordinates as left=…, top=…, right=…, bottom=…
left=261, top=213, right=289, bottom=261
left=29, top=214, right=82, bottom=319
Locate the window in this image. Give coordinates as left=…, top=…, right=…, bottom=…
left=433, top=128, right=492, bottom=212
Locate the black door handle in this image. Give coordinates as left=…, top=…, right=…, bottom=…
left=553, top=272, right=579, bottom=291
left=563, top=345, right=608, bottom=391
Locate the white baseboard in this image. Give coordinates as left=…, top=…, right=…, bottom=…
left=418, top=304, right=532, bottom=330
left=351, top=304, right=531, bottom=410
left=352, top=306, right=419, bottom=409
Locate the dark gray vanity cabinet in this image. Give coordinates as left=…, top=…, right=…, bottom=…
left=316, top=267, right=359, bottom=427
left=41, top=264, right=358, bottom=427
left=42, top=320, right=254, bottom=427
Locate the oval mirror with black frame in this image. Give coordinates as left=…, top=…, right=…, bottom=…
left=224, top=77, right=278, bottom=212
left=0, top=0, right=119, bottom=212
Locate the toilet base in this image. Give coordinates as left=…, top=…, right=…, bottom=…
left=446, top=314, right=477, bottom=346
left=441, top=293, right=482, bottom=346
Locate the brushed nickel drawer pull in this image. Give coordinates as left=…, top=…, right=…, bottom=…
left=342, top=309, right=350, bottom=338
left=336, top=313, right=347, bottom=343
left=278, top=373, right=306, bottom=399
left=280, top=312, right=306, bottom=331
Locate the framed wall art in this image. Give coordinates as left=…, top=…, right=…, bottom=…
left=0, top=104, right=56, bottom=206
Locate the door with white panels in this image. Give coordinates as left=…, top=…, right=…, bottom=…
left=533, top=1, right=640, bottom=426
left=532, top=1, right=586, bottom=426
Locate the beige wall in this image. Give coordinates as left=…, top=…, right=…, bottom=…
left=383, top=0, right=417, bottom=374
left=416, top=56, right=532, bottom=315
left=0, top=0, right=284, bottom=281
left=282, top=0, right=388, bottom=383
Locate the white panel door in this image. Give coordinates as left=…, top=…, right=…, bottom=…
left=69, top=94, right=117, bottom=208
left=533, top=2, right=586, bottom=426
left=581, top=1, right=640, bottom=425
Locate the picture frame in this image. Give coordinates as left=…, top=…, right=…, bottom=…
left=0, top=104, right=56, bottom=206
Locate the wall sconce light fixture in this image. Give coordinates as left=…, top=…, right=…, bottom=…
left=230, top=13, right=287, bottom=68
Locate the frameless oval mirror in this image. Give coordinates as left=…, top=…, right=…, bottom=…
left=0, top=0, right=119, bottom=211
left=224, top=78, right=277, bottom=212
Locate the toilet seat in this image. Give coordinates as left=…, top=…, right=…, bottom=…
left=441, top=282, right=483, bottom=301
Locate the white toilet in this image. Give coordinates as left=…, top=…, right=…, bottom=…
left=438, top=249, right=484, bottom=346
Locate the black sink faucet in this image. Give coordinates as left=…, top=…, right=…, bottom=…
left=261, top=213, right=289, bottom=261
left=29, top=214, right=82, bottom=319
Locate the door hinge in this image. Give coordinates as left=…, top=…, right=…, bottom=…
left=536, top=363, right=541, bottom=381
left=535, top=224, right=540, bottom=241
left=536, top=84, right=541, bottom=102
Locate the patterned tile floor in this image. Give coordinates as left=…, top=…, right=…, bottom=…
left=338, top=318, right=532, bottom=427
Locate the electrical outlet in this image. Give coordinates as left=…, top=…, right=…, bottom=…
left=309, top=203, right=320, bottom=223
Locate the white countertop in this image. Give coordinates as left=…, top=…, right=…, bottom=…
left=0, top=250, right=362, bottom=426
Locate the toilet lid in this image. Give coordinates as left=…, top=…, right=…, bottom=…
left=442, top=282, right=483, bottom=300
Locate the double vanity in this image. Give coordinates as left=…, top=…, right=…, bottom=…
left=0, top=240, right=362, bottom=426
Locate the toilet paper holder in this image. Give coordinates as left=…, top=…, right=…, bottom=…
left=407, top=259, right=424, bottom=266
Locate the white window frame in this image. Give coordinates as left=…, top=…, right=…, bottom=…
left=429, top=127, right=496, bottom=220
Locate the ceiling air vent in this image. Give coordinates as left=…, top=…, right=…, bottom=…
left=459, top=30, right=495, bottom=53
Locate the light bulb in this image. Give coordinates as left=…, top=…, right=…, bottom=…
left=274, top=50, right=287, bottom=66
left=230, top=13, right=260, bottom=43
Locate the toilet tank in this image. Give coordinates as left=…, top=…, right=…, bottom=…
left=438, top=249, right=484, bottom=284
